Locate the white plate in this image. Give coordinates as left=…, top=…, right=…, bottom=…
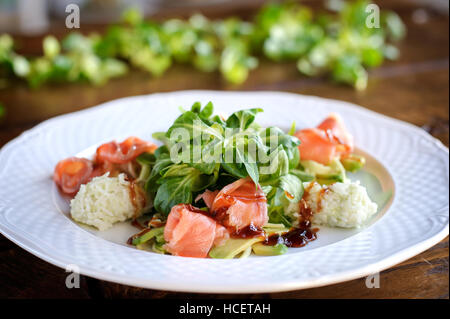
left=0, top=91, right=448, bottom=293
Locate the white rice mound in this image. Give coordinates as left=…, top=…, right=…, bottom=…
left=294, top=181, right=378, bottom=228
left=70, top=173, right=136, bottom=231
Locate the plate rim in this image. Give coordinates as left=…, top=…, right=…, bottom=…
left=0, top=90, right=448, bottom=293
left=1, top=218, right=448, bottom=293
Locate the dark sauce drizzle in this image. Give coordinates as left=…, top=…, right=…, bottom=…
left=261, top=182, right=320, bottom=247
left=231, top=224, right=265, bottom=239
left=127, top=227, right=151, bottom=245
left=299, top=198, right=313, bottom=221
left=211, top=206, right=231, bottom=224
left=185, top=204, right=212, bottom=217
left=131, top=219, right=146, bottom=230
left=264, top=221, right=317, bottom=248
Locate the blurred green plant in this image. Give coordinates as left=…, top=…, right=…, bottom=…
left=0, top=1, right=405, bottom=89
left=0, top=102, right=5, bottom=119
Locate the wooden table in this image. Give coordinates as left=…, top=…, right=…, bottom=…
left=0, top=0, right=448, bottom=299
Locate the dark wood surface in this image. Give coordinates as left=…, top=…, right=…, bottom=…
left=0, top=0, right=448, bottom=299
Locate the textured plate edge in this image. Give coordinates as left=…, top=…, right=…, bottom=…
left=0, top=219, right=448, bottom=293
left=1, top=90, right=449, bottom=158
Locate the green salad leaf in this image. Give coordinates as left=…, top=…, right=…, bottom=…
left=225, top=108, right=263, bottom=130
left=142, top=101, right=310, bottom=216
left=1, top=1, right=405, bottom=89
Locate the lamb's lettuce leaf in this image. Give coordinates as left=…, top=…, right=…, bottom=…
left=279, top=173, right=304, bottom=202
left=142, top=101, right=305, bottom=217
left=225, top=108, right=263, bottom=131
left=153, top=163, right=219, bottom=215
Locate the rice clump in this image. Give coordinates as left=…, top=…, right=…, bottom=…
left=288, top=181, right=378, bottom=228
left=70, top=173, right=139, bottom=231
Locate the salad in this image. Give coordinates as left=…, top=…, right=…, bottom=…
left=54, top=102, right=377, bottom=258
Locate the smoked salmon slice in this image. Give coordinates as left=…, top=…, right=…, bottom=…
left=164, top=204, right=229, bottom=258
left=54, top=137, right=157, bottom=196
left=317, top=113, right=354, bottom=150
left=195, top=189, right=219, bottom=209
left=95, top=136, right=157, bottom=165
left=53, top=157, right=94, bottom=195
left=210, top=178, right=268, bottom=231
left=295, top=113, right=354, bottom=165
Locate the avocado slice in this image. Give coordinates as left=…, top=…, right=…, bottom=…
left=300, top=158, right=346, bottom=184
left=135, top=242, right=152, bottom=251
left=239, top=246, right=253, bottom=258
left=252, top=243, right=288, bottom=256
left=209, top=237, right=264, bottom=259
left=132, top=227, right=164, bottom=246
left=263, top=223, right=290, bottom=235
left=341, top=154, right=366, bottom=172
left=152, top=241, right=167, bottom=254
